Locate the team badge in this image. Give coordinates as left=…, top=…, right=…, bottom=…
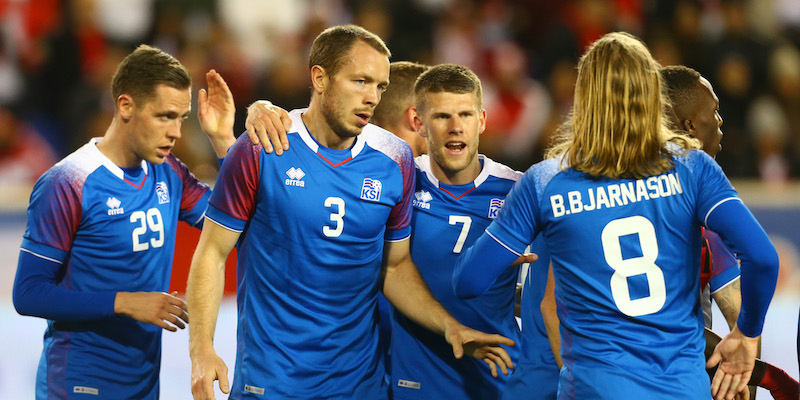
left=488, top=198, right=504, bottom=219
left=156, top=181, right=170, bottom=204
left=361, top=178, right=382, bottom=202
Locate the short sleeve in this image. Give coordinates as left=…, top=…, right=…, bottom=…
left=206, top=134, right=263, bottom=231
left=384, top=145, right=415, bottom=241
left=165, top=155, right=211, bottom=226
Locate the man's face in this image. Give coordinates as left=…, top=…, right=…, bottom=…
left=128, top=85, right=191, bottom=164
left=691, top=77, right=724, bottom=157
left=320, top=41, right=390, bottom=139
left=417, top=91, right=485, bottom=182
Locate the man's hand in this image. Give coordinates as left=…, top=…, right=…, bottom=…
left=707, top=326, right=759, bottom=400
left=191, top=347, right=230, bottom=400
left=198, top=70, right=236, bottom=157
left=114, top=291, right=188, bottom=331
left=444, top=319, right=515, bottom=378
left=511, top=253, right=538, bottom=267
left=245, top=100, right=292, bottom=155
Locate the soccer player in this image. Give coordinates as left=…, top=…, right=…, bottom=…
left=186, top=25, right=514, bottom=400
left=663, top=65, right=798, bottom=400
left=12, top=45, right=240, bottom=399
left=385, top=64, right=522, bottom=399
left=452, top=32, right=779, bottom=400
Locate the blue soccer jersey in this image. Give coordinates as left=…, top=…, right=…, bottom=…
left=502, top=238, right=559, bottom=400
left=390, top=154, right=521, bottom=400
left=485, top=149, right=739, bottom=399
left=206, top=109, right=414, bottom=399
left=19, top=138, right=209, bottom=399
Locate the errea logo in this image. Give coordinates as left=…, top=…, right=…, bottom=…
left=106, top=197, right=124, bottom=216
left=285, top=167, right=306, bottom=187
left=413, top=190, right=432, bottom=210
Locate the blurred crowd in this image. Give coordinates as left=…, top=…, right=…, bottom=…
left=2, top=0, right=800, bottom=184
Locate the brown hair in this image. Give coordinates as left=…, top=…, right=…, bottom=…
left=414, top=63, right=483, bottom=114
left=372, top=61, right=429, bottom=128
left=111, top=44, right=191, bottom=106
left=546, top=32, right=698, bottom=179
left=308, top=24, right=391, bottom=78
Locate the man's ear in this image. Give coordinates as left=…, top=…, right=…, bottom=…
left=310, top=65, right=328, bottom=94
left=413, top=111, right=427, bottom=138
left=118, top=94, right=134, bottom=122
left=404, top=106, right=417, bottom=132
left=682, top=118, right=695, bottom=134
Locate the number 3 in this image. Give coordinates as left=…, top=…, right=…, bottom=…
left=601, top=216, right=666, bottom=317
left=323, top=197, right=345, bottom=237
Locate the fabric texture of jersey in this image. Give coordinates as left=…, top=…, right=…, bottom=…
left=20, top=138, right=209, bottom=400
left=390, top=154, right=521, bottom=400
left=502, top=238, right=559, bottom=400
left=206, top=109, right=414, bottom=399
left=486, top=149, right=738, bottom=399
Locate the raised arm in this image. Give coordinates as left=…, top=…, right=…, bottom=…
left=381, top=238, right=516, bottom=377
left=186, top=219, right=241, bottom=400
left=198, top=70, right=237, bottom=158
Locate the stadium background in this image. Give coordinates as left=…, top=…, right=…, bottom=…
left=0, top=0, right=798, bottom=398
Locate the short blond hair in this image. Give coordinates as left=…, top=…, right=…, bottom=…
left=547, top=32, right=699, bottom=179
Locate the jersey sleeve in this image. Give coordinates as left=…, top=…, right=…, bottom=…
left=485, top=168, right=541, bottom=254
left=206, top=134, right=263, bottom=231
left=704, top=229, right=740, bottom=293
left=21, top=167, right=83, bottom=260
left=692, top=151, right=738, bottom=226
left=384, top=145, right=414, bottom=241
left=165, top=155, right=211, bottom=227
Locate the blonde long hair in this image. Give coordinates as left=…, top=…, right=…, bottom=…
left=546, top=32, right=699, bottom=179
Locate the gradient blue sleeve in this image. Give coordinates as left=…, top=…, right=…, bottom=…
left=705, top=199, right=778, bottom=337
left=13, top=250, right=116, bottom=321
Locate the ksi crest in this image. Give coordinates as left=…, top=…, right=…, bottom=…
left=488, top=198, right=504, bottom=219
left=156, top=181, right=170, bottom=204
left=361, top=178, right=382, bottom=202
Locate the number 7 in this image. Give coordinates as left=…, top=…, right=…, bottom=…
left=449, top=215, right=472, bottom=253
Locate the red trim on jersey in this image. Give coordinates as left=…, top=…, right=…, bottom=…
left=124, top=173, right=147, bottom=189
left=438, top=186, right=477, bottom=200
left=317, top=153, right=353, bottom=167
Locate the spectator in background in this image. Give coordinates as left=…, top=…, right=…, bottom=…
left=0, top=105, right=57, bottom=186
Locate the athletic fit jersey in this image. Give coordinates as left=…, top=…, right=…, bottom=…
left=207, top=109, right=414, bottom=399
left=20, top=138, right=209, bottom=399
left=502, top=238, right=559, bottom=400
left=486, top=149, right=738, bottom=399
left=390, top=155, right=520, bottom=400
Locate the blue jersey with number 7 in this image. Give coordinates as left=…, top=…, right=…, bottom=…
left=486, top=148, right=739, bottom=399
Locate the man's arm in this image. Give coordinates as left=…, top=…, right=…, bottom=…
left=713, top=278, right=743, bottom=331
left=186, top=219, right=241, bottom=400
left=198, top=70, right=237, bottom=158
left=380, top=238, right=515, bottom=377
left=541, top=264, right=563, bottom=369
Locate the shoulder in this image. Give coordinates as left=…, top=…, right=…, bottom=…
left=481, top=155, right=523, bottom=182
left=361, top=124, right=413, bottom=166
left=37, top=142, right=103, bottom=193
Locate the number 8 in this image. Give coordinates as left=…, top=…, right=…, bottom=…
left=601, top=216, right=666, bottom=317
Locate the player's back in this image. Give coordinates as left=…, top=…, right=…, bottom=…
left=527, top=150, right=734, bottom=399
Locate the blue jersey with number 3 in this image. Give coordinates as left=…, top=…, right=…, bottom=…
left=206, top=109, right=414, bottom=399
left=486, top=149, right=738, bottom=399
left=21, top=138, right=210, bottom=399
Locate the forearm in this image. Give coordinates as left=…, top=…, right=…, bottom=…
left=541, top=264, right=563, bottom=369
left=713, top=279, right=742, bottom=331
left=187, top=221, right=236, bottom=354
left=706, top=200, right=779, bottom=337
left=453, top=232, right=520, bottom=298
left=207, top=136, right=236, bottom=159
left=13, top=250, right=116, bottom=321
left=382, top=256, right=455, bottom=336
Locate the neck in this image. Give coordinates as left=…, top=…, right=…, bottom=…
left=96, top=118, right=141, bottom=168
left=430, top=156, right=482, bottom=186
left=302, top=102, right=356, bottom=150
